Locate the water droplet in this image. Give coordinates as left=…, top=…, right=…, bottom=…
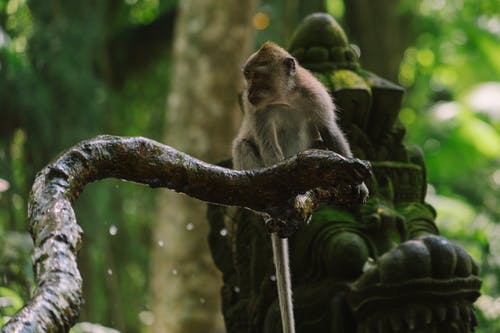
left=109, top=225, right=118, bottom=236
left=233, top=286, right=240, bottom=293
left=220, top=228, right=228, bottom=236
left=107, top=269, right=113, bottom=275
left=424, top=138, right=441, bottom=152
left=270, top=275, right=276, bottom=282
left=492, top=169, right=500, bottom=186
left=0, top=178, right=10, bottom=192
left=172, top=269, right=178, bottom=276
left=138, top=311, right=155, bottom=325
left=158, top=240, right=164, bottom=247
left=186, top=223, right=194, bottom=231
left=199, top=298, right=206, bottom=304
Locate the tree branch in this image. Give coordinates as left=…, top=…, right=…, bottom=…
left=2, top=135, right=370, bottom=332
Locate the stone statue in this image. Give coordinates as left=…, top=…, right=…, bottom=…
left=207, top=13, right=481, bottom=333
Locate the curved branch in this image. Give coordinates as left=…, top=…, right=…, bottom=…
left=2, top=135, right=370, bottom=333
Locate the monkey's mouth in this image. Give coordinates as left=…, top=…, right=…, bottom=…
left=247, top=89, right=261, bottom=105
left=248, top=86, right=269, bottom=105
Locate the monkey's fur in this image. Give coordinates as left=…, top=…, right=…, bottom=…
left=232, top=42, right=367, bottom=333
left=233, top=42, right=354, bottom=170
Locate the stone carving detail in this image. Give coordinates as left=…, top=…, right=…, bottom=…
left=207, top=13, right=481, bottom=333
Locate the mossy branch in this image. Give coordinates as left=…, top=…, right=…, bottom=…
left=2, top=135, right=370, bottom=333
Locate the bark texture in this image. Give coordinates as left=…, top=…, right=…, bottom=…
left=2, top=135, right=370, bottom=333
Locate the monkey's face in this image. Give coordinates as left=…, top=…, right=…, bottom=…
left=242, top=44, right=296, bottom=107
left=242, top=64, right=276, bottom=106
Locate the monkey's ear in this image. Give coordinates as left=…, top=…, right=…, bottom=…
left=283, top=57, right=296, bottom=75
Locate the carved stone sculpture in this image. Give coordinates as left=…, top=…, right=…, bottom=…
left=207, top=13, right=481, bottom=333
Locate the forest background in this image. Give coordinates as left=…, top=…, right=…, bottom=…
left=1, top=0, right=499, bottom=332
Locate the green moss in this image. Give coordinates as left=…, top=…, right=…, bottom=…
left=289, top=13, right=348, bottom=52
left=330, top=70, right=370, bottom=91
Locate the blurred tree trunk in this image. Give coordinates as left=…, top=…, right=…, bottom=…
left=288, top=0, right=326, bottom=39
left=260, top=0, right=325, bottom=46
left=148, top=1, right=256, bottom=333
left=343, top=0, right=415, bottom=82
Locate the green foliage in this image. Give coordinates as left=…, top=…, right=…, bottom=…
left=325, top=0, right=344, bottom=19
left=394, top=0, right=500, bottom=330
left=1, top=0, right=171, bottom=331
left=0, top=230, right=32, bottom=326
left=110, top=0, right=177, bottom=31
left=0, top=231, right=34, bottom=297
left=0, top=287, right=24, bottom=327
left=399, top=0, right=500, bottom=100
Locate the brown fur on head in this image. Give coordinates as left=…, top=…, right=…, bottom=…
left=256, top=41, right=290, bottom=60
left=242, top=41, right=297, bottom=107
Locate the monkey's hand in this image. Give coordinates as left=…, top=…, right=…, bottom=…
left=328, top=155, right=371, bottom=204
left=319, top=155, right=371, bottom=205
left=333, top=182, right=369, bottom=205
left=263, top=181, right=369, bottom=238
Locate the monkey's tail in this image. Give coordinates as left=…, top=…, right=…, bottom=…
left=271, top=233, right=296, bottom=333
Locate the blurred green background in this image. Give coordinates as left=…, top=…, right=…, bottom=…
left=0, top=0, right=499, bottom=332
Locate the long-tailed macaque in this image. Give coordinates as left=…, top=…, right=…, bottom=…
left=232, top=41, right=368, bottom=333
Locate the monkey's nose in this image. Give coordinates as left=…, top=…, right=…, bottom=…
left=242, top=67, right=251, bottom=79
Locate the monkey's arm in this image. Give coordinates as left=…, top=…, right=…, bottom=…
left=232, top=137, right=264, bottom=170
left=314, top=108, right=369, bottom=202
left=232, top=107, right=292, bottom=170
left=254, top=106, right=305, bottom=166
left=303, top=92, right=353, bottom=158
left=257, top=118, right=286, bottom=166
left=317, top=120, right=353, bottom=158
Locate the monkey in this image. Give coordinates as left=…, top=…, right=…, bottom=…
left=233, top=42, right=356, bottom=168
left=232, top=41, right=368, bottom=333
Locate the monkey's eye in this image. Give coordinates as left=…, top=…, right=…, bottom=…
left=242, top=68, right=251, bottom=78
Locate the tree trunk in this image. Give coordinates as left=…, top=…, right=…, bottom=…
left=148, top=1, right=256, bottom=332
left=343, top=0, right=414, bottom=82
